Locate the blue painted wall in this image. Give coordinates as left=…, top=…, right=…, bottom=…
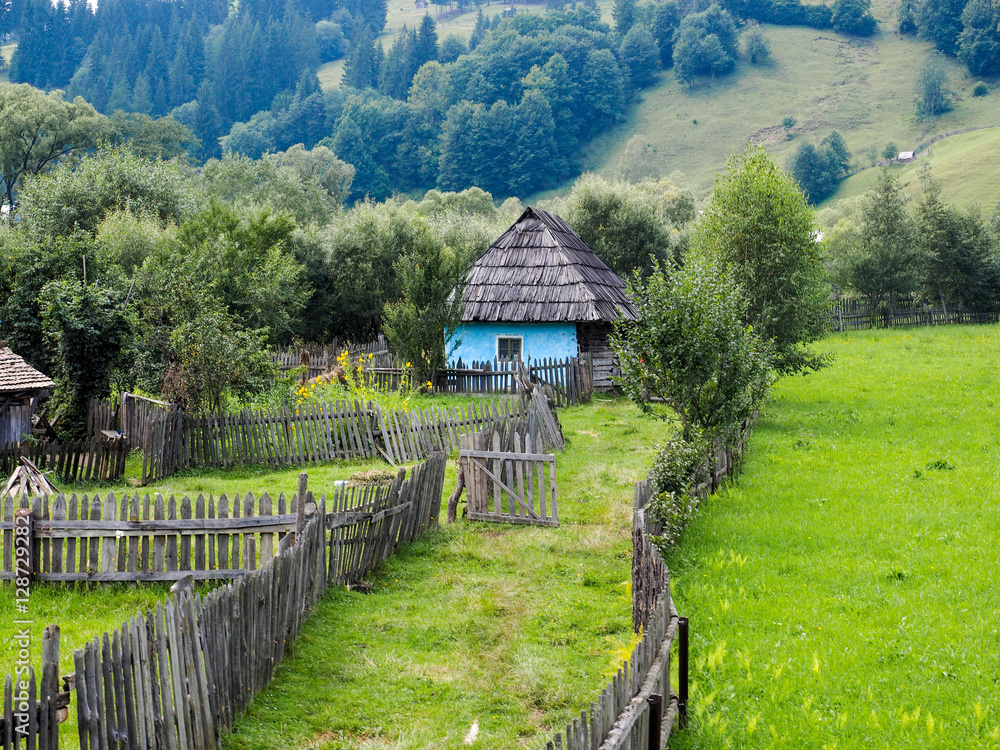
left=449, top=322, right=578, bottom=364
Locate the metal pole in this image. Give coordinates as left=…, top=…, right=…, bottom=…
left=678, top=616, right=689, bottom=725
left=647, top=694, right=663, bottom=750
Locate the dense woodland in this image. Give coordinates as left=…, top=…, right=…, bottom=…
left=4, top=0, right=997, bottom=200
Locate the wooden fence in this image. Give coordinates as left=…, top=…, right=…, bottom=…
left=132, top=398, right=524, bottom=484
left=87, top=393, right=171, bottom=452
left=273, top=335, right=394, bottom=379
left=463, top=430, right=558, bottom=527
left=0, top=439, right=129, bottom=484
left=3, top=453, right=448, bottom=749
left=830, top=298, right=1000, bottom=331
left=541, top=481, right=684, bottom=750
left=275, top=340, right=591, bottom=408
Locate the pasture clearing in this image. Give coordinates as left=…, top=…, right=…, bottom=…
left=666, top=325, right=1000, bottom=748
left=825, top=126, right=1000, bottom=208
left=219, top=398, right=665, bottom=750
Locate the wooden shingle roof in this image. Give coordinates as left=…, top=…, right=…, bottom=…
left=0, top=346, right=55, bottom=394
left=461, top=207, right=637, bottom=324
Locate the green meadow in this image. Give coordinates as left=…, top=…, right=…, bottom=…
left=667, top=325, right=1000, bottom=749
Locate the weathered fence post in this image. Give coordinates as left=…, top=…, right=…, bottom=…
left=40, top=624, right=60, bottom=750
left=647, top=693, right=663, bottom=750
left=295, top=472, right=307, bottom=545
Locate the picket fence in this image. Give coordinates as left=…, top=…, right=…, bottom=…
left=1, top=453, right=447, bottom=749
left=0, top=439, right=129, bottom=484
left=541, top=480, right=685, bottom=750
left=276, top=338, right=591, bottom=408
left=132, top=398, right=525, bottom=485
left=830, top=298, right=1000, bottom=331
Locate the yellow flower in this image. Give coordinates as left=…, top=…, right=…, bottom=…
left=405, top=362, right=412, bottom=368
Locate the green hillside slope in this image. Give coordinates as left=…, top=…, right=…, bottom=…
left=825, top=125, right=1000, bottom=207
left=580, top=1, right=997, bottom=201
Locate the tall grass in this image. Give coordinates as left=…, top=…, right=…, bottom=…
left=667, top=325, right=1000, bottom=748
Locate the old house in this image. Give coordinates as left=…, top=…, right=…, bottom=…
left=0, top=343, right=55, bottom=444
left=451, top=206, right=637, bottom=390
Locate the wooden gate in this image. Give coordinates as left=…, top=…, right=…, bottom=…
left=461, top=431, right=558, bottom=527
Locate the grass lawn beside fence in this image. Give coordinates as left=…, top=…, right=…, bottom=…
left=219, top=398, right=667, bottom=750
left=666, top=325, right=1000, bottom=749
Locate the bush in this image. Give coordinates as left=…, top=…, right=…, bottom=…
left=648, top=431, right=710, bottom=547
left=974, top=82, right=989, bottom=96
left=649, top=430, right=710, bottom=496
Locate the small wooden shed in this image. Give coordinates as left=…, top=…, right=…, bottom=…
left=452, top=206, right=637, bottom=390
left=0, top=343, right=55, bottom=444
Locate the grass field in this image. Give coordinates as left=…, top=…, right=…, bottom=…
left=219, top=397, right=665, bottom=750
left=0, top=397, right=669, bottom=750
left=0, top=43, right=14, bottom=83
left=579, top=0, right=998, bottom=203
left=825, top=126, right=1000, bottom=207
left=665, top=325, right=1000, bottom=748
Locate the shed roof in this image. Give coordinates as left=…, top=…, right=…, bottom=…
left=0, top=346, right=55, bottom=394
left=460, top=207, right=637, bottom=324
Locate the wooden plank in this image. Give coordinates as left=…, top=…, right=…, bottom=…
left=259, top=493, right=273, bottom=567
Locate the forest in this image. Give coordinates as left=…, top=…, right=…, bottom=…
left=5, top=0, right=996, bottom=201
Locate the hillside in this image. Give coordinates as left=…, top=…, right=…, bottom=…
left=825, top=125, right=1000, bottom=207
left=578, top=0, right=998, bottom=202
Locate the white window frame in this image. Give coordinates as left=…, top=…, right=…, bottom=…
left=496, top=335, right=523, bottom=362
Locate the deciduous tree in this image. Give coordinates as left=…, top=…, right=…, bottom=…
left=697, top=145, right=829, bottom=373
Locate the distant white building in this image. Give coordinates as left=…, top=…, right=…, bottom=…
left=897, top=151, right=915, bottom=162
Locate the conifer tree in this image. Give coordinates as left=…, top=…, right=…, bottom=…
left=342, top=24, right=381, bottom=90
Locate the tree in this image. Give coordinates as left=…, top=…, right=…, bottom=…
left=742, top=21, right=771, bottom=64
left=652, top=1, right=681, bottom=66
left=958, top=0, right=1000, bottom=77
left=41, top=278, right=132, bottom=437
left=831, top=0, right=877, bottom=36
left=611, top=255, right=772, bottom=441
left=565, top=173, right=676, bottom=278
left=342, top=24, right=381, bottom=90
left=18, top=146, right=193, bottom=237
left=672, top=5, right=738, bottom=85
left=613, top=0, right=637, bottom=35
left=696, top=145, right=829, bottom=373
left=619, top=25, right=660, bottom=88
left=917, top=0, right=967, bottom=55
left=916, top=51, right=952, bottom=117
left=382, top=222, right=466, bottom=383
left=790, top=143, right=837, bottom=203
left=0, top=84, right=103, bottom=211
left=830, top=169, right=919, bottom=315
left=917, top=183, right=1000, bottom=311
left=167, top=305, right=275, bottom=414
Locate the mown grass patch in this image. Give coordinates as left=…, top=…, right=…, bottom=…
left=220, top=397, right=668, bottom=750
left=666, top=325, right=1000, bottom=749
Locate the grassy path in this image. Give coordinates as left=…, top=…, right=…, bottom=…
left=667, top=326, right=1000, bottom=749
left=220, top=399, right=665, bottom=750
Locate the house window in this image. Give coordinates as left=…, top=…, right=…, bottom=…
left=497, top=336, right=522, bottom=362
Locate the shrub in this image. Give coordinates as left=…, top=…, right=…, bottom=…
left=648, top=430, right=710, bottom=547
left=973, top=82, right=989, bottom=96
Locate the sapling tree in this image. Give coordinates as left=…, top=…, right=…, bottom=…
left=696, top=145, right=829, bottom=373
left=611, top=256, right=773, bottom=443
left=383, top=222, right=467, bottom=384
